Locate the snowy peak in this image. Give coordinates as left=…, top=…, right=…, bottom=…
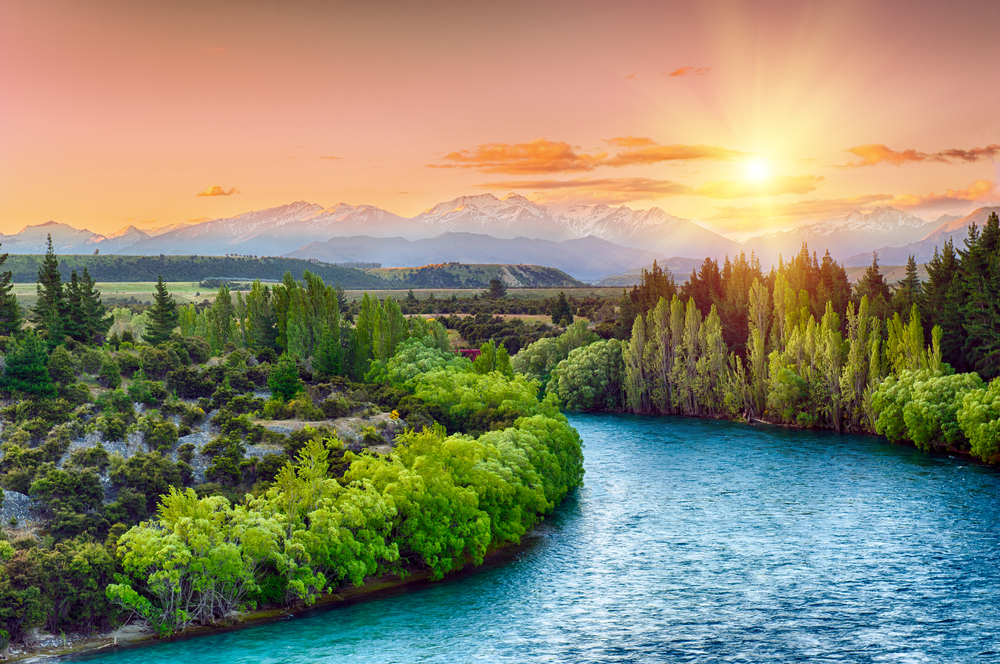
left=839, top=206, right=929, bottom=232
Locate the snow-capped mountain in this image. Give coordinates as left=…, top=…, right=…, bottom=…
left=842, top=206, right=1000, bottom=266
left=744, top=206, right=946, bottom=264
left=88, top=225, right=151, bottom=252
left=409, top=193, right=573, bottom=240
left=124, top=201, right=419, bottom=256
left=0, top=221, right=102, bottom=253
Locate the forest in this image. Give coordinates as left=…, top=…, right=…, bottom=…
left=0, top=241, right=583, bottom=649
left=516, top=212, right=1000, bottom=463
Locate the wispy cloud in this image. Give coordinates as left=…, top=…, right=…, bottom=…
left=625, top=72, right=638, bottom=81
left=430, top=137, right=748, bottom=174
left=476, top=177, right=692, bottom=204
left=429, top=139, right=606, bottom=174
left=842, top=143, right=1000, bottom=167
left=707, top=194, right=893, bottom=220
left=666, top=66, right=710, bottom=77
left=890, top=179, right=998, bottom=209
left=195, top=185, right=239, bottom=197
left=602, top=143, right=748, bottom=167
left=694, top=175, right=825, bottom=199
left=319, top=155, right=343, bottom=160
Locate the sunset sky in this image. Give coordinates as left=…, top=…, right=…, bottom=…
left=2, top=0, right=998, bottom=238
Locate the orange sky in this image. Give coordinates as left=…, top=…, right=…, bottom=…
left=2, top=0, right=999, bottom=238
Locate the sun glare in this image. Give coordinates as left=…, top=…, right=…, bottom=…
left=745, top=157, right=771, bottom=182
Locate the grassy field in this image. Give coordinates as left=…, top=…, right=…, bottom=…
left=11, top=283, right=622, bottom=306
left=12, top=282, right=208, bottom=306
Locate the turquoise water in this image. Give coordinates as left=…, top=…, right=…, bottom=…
left=82, top=414, right=1000, bottom=662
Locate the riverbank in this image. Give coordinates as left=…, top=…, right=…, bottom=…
left=11, top=534, right=541, bottom=662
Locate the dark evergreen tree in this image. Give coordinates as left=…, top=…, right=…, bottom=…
left=891, top=255, right=922, bottom=321
left=79, top=267, right=110, bottom=344
left=63, top=270, right=86, bottom=342
left=145, top=276, right=179, bottom=346
left=959, top=212, right=1000, bottom=377
left=268, top=354, right=304, bottom=400
left=313, top=326, right=342, bottom=379
left=0, top=331, right=56, bottom=397
left=550, top=291, right=574, bottom=326
left=854, top=252, right=891, bottom=319
left=486, top=279, right=507, bottom=300
left=33, top=235, right=65, bottom=345
left=0, top=244, right=21, bottom=336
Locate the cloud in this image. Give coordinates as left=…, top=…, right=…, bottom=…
left=602, top=143, right=748, bottom=167
left=195, top=185, right=239, bottom=197
left=842, top=143, right=1000, bottom=167
left=890, top=179, right=998, bottom=209
left=706, top=180, right=999, bottom=220
left=694, top=175, right=825, bottom=199
left=475, top=177, right=692, bottom=204
left=707, top=194, right=893, bottom=220
left=430, top=137, right=748, bottom=174
left=604, top=136, right=658, bottom=148
left=625, top=72, right=638, bottom=81
left=186, top=217, right=211, bottom=224
left=319, top=155, right=343, bottom=160
left=429, top=139, right=606, bottom=174
left=666, top=66, right=710, bottom=77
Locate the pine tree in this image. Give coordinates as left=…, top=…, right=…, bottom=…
left=33, top=235, right=65, bottom=345
left=63, top=270, right=86, bottom=342
left=0, top=332, right=56, bottom=397
left=486, top=279, right=507, bottom=300
left=146, top=276, right=179, bottom=346
left=550, top=292, right=573, bottom=325
left=0, top=245, right=20, bottom=337
left=891, top=255, right=922, bottom=321
left=854, top=252, right=891, bottom=319
left=79, top=268, right=110, bottom=343
left=313, top=325, right=342, bottom=379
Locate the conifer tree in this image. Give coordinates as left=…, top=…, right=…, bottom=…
left=63, top=270, right=86, bottom=342
left=79, top=267, right=110, bottom=343
left=33, top=235, right=65, bottom=345
left=0, top=244, right=21, bottom=336
left=146, top=276, right=179, bottom=346
left=0, top=331, right=56, bottom=397
left=550, top=292, right=573, bottom=325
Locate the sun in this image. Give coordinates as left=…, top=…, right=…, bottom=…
left=745, top=157, right=771, bottom=182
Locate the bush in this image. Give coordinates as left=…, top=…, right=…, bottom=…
left=141, top=419, right=180, bottom=452
left=65, top=445, right=111, bottom=473
left=97, top=358, right=122, bottom=389
left=127, top=378, right=168, bottom=408
left=47, top=346, right=77, bottom=385
left=139, top=347, right=179, bottom=381
left=80, top=348, right=105, bottom=374
left=263, top=399, right=293, bottom=420
left=116, top=352, right=142, bottom=378
left=98, top=415, right=128, bottom=442
left=182, top=336, right=211, bottom=365
left=60, top=382, right=92, bottom=406
left=167, top=367, right=215, bottom=399
left=321, top=396, right=352, bottom=419
left=268, top=355, right=303, bottom=401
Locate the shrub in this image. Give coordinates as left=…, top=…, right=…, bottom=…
left=97, top=358, right=122, bottom=389
left=79, top=348, right=105, bottom=374
left=268, top=355, right=303, bottom=401
left=167, top=367, right=215, bottom=399
left=321, top=396, right=351, bottom=419
left=182, top=336, right=211, bottom=365
left=98, top=415, right=128, bottom=442
left=47, top=346, right=77, bottom=385
left=60, top=382, right=92, bottom=406
left=116, top=352, right=142, bottom=378
left=141, top=419, right=180, bottom=452
left=65, top=445, right=111, bottom=473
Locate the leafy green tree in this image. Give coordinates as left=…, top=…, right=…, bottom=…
left=472, top=339, right=514, bottom=378
left=0, top=332, right=56, bottom=397
left=958, top=378, right=1000, bottom=460
left=903, top=372, right=983, bottom=451
left=549, top=339, right=625, bottom=411
left=145, top=276, right=179, bottom=346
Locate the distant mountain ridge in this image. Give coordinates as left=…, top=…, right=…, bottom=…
left=6, top=195, right=996, bottom=275
left=285, top=232, right=669, bottom=282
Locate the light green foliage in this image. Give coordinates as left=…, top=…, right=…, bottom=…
left=513, top=320, right=598, bottom=388
left=958, top=379, right=1000, bottom=460
left=472, top=339, right=514, bottom=378
left=549, top=339, right=624, bottom=411
left=109, top=487, right=286, bottom=634
left=903, top=372, right=983, bottom=451
left=382, top=336, right=469, bottom=386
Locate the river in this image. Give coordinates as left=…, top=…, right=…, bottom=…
left=81, top=414, right=1000, bottom=662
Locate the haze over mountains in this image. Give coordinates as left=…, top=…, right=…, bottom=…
left=4, top=193, right=995, bottom=281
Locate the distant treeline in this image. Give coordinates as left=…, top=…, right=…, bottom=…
left=1, top=255, right=387, bottom=289
left=333, top=261, right=382, bottom=269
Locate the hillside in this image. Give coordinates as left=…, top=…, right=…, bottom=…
left=286, top=232, right=668, bottom=282
left=2, top=254, right=388, bottom=288
left=366, top=263, right=586, bottom=289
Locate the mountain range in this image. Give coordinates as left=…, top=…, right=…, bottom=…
left=4, top=193, right=996, bottom=279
